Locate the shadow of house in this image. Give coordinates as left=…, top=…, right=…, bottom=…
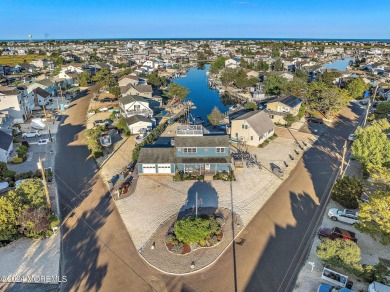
left=178, top=181, right=219, bottom=219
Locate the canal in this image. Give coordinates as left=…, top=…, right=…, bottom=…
left=173, top=64, right=232, bottom=121
left=323, top=57, right=354, bottom=71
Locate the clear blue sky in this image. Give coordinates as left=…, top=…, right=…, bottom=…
left=2, top=0, right=390, bottom=40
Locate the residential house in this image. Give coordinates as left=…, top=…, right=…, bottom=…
left=230, top=111, right=275, bottom=147
left=378, top=84, right=390, bottom=101
left=0, top=130, right=13, bottom=163
left=125, top=115, right=153, bottom=134
left=0, top=88, right=27, bottom=123
left=118, top=75, right=139, bottom=87
left=119, top=95, right=153, bottom=118
left=15, top=63, right=36, bottom=73
left=266, top=95, right=302, bottom=125
left=137, top=135, right=231, bottom=175
left=127, top=84, right=153, bottom=98
left=225, top=58, right=241, bottom=69
left=30, top=59, right=53, bottom=69
left=33, top=87, right=51, bottom=106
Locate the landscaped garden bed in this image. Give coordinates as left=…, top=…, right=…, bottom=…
left=165, top=214, right=224, bottom=254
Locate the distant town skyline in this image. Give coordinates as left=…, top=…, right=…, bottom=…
left=2, top=0, right=390, bottom=40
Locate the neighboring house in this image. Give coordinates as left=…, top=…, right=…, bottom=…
left=33, top=87, right=51, bottom=106
left=225, top=58, right=241, bottom=69
left=118, top=75, right=139, bottom=87
left=127, top=84, right=153, bottom=98
left=125, top=115, right=153, bottom=134
left=137, top=135, right=231, bottom=175
left=0, top=88, right=27, bottom=123
left=266, top=95, right=302, bottom=125
left=0, top=130, right=13, bottom=163
left=119, top=95, right=153, bottom=118
left=30, top=59, right=53, bottom=69
left=231, top=111, right=275, bottom=146
left=379, top=88, right=390, bottom=101
left=15, top=63, right=36, bottom=73
left=56, top=69, right=76, bottom=86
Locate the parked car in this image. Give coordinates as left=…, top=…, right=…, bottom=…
left=22, top=130, right=41, bottom=138
left=327, top=208, right=359, bottom=224
left=100, top=97, right=112, bottom=103
left=126, top=161, right=136, bottom=172
left=94, top=120, right=107, bottom=127
left=307, top=117, right=324, bottom=124
left=103, top=119, right=113, bottom=125
left=318, top=227, right=357, bottom=242
left=359, top=100, right=369, bottom=106
left=110, top=98, right=118, bottom=102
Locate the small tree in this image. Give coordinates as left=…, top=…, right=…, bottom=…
left=166, top=83, right=189, bottom=104
left=0, top=195, right=20, bottom=242
left=207, top=106, right=224, bottom=127
left=244, top=102, right=257, bottom=111
left=115, top=117, right=130, bottom=136
left=109, top=86, right=120, bottom=98
left=284, top=114, right=296, bottom=127
left=375, top=102, right=390, bottom=117
left=331, top=176, right=364, bottom=209
left=317, top=238, right=363, bottom=273
left=356, top=190, right=390, bottom=245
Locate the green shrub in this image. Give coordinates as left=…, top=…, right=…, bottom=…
left=12, top=157, right=23, bottom=164
left=269, top=133, right=277, bottom=140
left=331, top=175, right=364, bottom=209
left=258, top=139, right=270, bottom=148
left=49, top=214, right=60, bottom=229
left=13, top=138, right=20, bottom=143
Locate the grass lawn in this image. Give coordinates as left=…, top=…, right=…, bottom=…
left=0, top=54, right=46, bottom=66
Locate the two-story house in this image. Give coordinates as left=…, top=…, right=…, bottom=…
left=230, top=111, right=275, bottom=146
left=266, top=95, right=302, bottom=125
left=0, top=88, right=27, bottom=123
left=225, top=58, right=241, bottom=69
left=137, top=135, right=231, bottom=175
left=118, top=75, right=139, bottom=87
left=32, top=87, right=51, bottom=106
left=119, top=95, right=153, bottom=118
left=0, top=130, right=13, bottom=163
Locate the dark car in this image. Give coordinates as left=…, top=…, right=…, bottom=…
left=100, top=97, right=111, bottom=103
left=318, top=227, right=357, bottom=242
left=126, top=161, right=136, bottom=172
left=104, top=118, right=113, bottom=125
left=307, top=117, right=324, bottom=124
left=110, top=97, right=118, bottom=102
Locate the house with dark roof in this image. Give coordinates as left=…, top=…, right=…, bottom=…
left=119, top=95, right=153, bottom=118
left=138, top=135, right=231, bottom=175
left=230, top=111, right=275, bottom=146
left=266, top=95, right=302, bottom=125
left=125, top=115, right=153, bottom=134
left=33, top=87, right=51, bottom=106
left=0, top=130, right=13, bottom=163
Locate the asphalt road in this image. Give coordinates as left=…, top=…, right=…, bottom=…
left=55, top=86, right=364, bottom=292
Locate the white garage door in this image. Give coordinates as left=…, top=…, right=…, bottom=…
left=157, top=164, right=172, bottom=174
left=142, top=164, right=156, bottom=174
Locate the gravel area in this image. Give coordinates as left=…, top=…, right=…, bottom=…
left=140, top=207, right=243, bottom=274
left=0, top=233, right=60, bottom=283
left=293, top=158, right=390, bottom=292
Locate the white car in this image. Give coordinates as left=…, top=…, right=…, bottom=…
left=22, top=130, right=41, bottom=138
left=327, top=208, right=359, bottom=224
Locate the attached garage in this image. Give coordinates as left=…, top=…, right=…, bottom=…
left=157, top=164, right=172, bottom=174
left=142, top=164, right=156, bottom=174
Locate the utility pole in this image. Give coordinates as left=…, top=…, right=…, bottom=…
left=340, top=141, right=347, bottom=177
left=38, top=157, right=51, bottom=212
left=363, top=84, right=378, bottom=127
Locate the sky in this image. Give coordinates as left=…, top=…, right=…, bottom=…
left=1, top=0, right=390, bottom=40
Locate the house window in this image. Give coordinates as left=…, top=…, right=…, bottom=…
left=216, top=147, right=225, bottom=153
left=235, top=133, right=238, bottom=137
left=242, top=124, right=245, bottom=129
left=183, top=148, right=197, bottom=153
left=134, top=105, right=140, bottom=111
left=250, top=136, right=253, bottom=141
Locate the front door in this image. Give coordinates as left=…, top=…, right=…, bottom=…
left=205, top=164, right=211, bottom=171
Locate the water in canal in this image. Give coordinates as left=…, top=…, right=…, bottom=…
left=323, top=57, right=354, bottom=71
left=173, top=64, right=232, bottom=121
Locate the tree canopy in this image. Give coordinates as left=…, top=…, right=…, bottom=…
left=357, top=190, right=390, bottom=245
left=263, top=74, right=288, bottom=95
left=210, top=56, right=227, bottom=74
left=147, top=72, right=166, bottom=87
left=331, top=175, right=364, bottom=209
left=345, top=78, right=369, bottom=100
left=207, top=106, right=225, bottom=126
left=166, top=83, right=189, bottom=101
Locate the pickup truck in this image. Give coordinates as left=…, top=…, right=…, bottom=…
left=318, top=227, right=357, bottom=242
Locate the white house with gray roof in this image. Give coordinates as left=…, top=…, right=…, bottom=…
left=231, top=111, right=275, bottom=146
left=0, top=130, right=13, bottom=163
left=119, top=95, right=153, bottom=118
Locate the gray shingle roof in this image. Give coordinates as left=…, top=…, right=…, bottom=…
left=125, top=115, right=151, bottom=125
left=134, top=85, right=152, bottom=93
left=37, top=79, right=55, bottom=87
left=234, top=111, right=274, bottom=137
left=138, top=147, right=175, bottom=164
left=0, top=130, right=13, bottom=151
left=175, top=135, right=230, bottom=148
left=119, top=95, right=147, bottom=105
